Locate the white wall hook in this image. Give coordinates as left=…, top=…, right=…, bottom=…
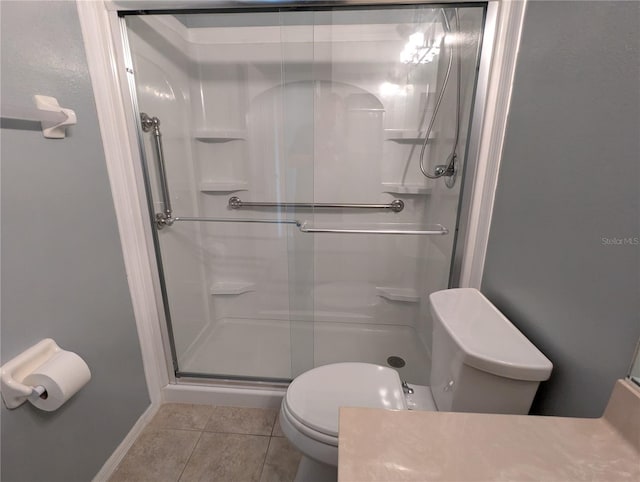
left=33, top=95, right=77, bottom=139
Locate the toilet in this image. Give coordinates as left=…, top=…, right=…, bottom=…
left=279, top=288, right=553, bottom=481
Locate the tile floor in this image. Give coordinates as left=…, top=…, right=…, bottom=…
left=109, top=404, right=302, bottom=482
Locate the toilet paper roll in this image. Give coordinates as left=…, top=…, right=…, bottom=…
left=23, top=350, right=91, bottom=411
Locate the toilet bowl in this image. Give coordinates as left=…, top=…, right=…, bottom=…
left=279, top=362, right=435, bottom=481
left=280, top=288, right=553, bottom=482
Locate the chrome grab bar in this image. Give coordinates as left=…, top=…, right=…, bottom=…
left=228, top=196, right=404, bottom=213
left=141, top=113, right=173, bottom=228
left=171, top=216, right=448, bottom=235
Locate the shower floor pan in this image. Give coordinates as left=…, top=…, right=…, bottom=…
left=179, top=317, right=430, bottom=384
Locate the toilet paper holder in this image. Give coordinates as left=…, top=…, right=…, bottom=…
left=1, top=339, right=65, bottom=409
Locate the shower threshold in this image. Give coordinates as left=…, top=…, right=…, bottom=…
left=178, top=317, right=430, bottom=385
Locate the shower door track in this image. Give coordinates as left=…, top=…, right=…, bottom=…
left=117, top=0, right=497, bottom=385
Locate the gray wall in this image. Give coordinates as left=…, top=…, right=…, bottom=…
left=1, top=2, right=150, bottom=480
left=482, top=1, right=640, bottom=417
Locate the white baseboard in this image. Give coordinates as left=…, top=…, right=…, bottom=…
left=162, top=383, right=285, bottom=409
left=92, top=403, right=160, bottom=482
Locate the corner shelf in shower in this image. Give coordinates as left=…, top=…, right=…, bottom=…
left=383, top=129, right=435, bottom=144
left=200, top=181, right=248, bottom=193
left=381, top=182, right=432, bottom=195
left=376, top=287, right=420, bottom=303
left=194, top=128, right=246, bottom=143
left=210, top=281, right=255, bottom=296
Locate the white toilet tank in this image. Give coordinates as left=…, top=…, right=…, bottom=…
left=429, top=288, right=552, bottom=415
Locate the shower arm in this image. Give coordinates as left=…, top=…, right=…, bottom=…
left=141, top=113, right=173, bottom=228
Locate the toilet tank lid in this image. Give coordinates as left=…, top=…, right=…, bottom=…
left=429, top=288, right=553, bottom=382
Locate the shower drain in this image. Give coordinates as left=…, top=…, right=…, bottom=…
left=386, top=356, right=406, bottom=368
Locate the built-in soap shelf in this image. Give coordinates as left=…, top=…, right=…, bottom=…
left=210, top=281, right=255, bottom=296
left=381, top=182, right=432, bottom=195
left=383, top=129, right=435, bottom=144
left=200, top=181, right=248, bottom=193
left=376, top=287, right=420, bottom=303
left=194, top=128, right=246, bottom=143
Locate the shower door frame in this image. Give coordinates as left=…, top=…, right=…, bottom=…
left=77, top=0, right=523, bottom=402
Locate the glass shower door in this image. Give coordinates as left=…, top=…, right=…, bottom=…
left=299, top=6, right=485, bottom=384
left=280, top=11, right=317, bottom=378
left=122, top=3, right=487, bottom=384
left=125, top=10, right=317, bottom=381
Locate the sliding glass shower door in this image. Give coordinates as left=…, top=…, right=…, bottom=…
left=122, top=3, right=487, bottom=384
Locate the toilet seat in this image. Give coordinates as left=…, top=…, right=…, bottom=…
left=279, top=402, right=340, bottom=467
left=282, top=399, right=339, bottom=446
left=284, top=362, right=407, bottom=440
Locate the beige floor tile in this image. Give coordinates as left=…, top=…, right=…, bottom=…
left=179, top=432, right=269, bottom=482
left=259, top=437, right=302, bottom=482
left=148, top=403, right=213, bottom=431
left=109, top=429, right=200, bottom=482
left=271, top=413, right=285, bottom=437
left=205, top=406, right=277, bottom=436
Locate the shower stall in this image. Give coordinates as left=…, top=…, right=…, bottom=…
left=119, top=2, right=489, bottom=385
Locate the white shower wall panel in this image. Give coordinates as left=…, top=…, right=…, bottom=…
left=183, top=21, right=445, bottom=334
left=127, top=17, right=211, bottom=360
left=201, top=224, right=294, bottom=321
left=193, top=64, right=248, bottom=131
left=192, top=65, right=310, bottom=324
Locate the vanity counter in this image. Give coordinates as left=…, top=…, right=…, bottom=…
left=338, top=379, right=639, bottom=481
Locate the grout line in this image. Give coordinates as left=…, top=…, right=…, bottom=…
left=176, top=430, right=205, bottom=482
left=146, top=426, right=208, bottom=433
left=270, top=413, right=279, bottom=436
left=201, top=428, right=273, bottom=437
left=258, top=436, right=274, bottom=481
